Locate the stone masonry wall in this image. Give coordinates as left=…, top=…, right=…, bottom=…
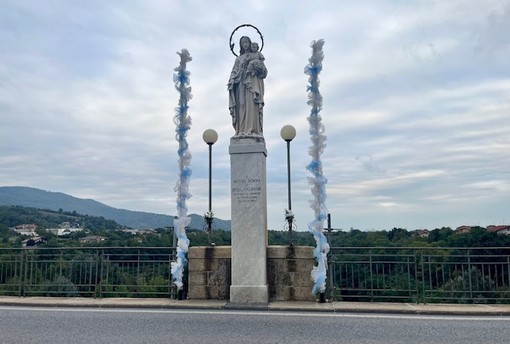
left=187, top=245, right=315, bottom=301
left=187, top=246, right=231, bottom=300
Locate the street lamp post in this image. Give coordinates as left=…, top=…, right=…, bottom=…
left=280, top=125, right=296, bottom=246
left=202, top=129, right=218, bottom=245
left=327, top=213, right=334, bottom=301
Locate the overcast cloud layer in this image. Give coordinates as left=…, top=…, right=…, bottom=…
left=1, top=0, right=509, bottom=231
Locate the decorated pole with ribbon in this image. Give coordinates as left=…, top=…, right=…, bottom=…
left=304, top=39, right=330, bottom=296
left=171, top=49, right=193, bottom=291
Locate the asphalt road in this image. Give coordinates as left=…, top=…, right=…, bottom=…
left=1, top=306, right=509, bottom=344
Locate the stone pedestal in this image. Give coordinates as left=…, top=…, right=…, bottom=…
left=229, top=136, right=268, bottom=304
left=187, top=246, right=231, bottom=300
left=267, top=246, right=315, bottom=301
left=186, top=245, right=315, bottom=301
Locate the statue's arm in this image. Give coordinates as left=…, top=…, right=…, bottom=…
left=228, top=58, right=243, bottom=87
left=259, top=59, right=268, bottom=79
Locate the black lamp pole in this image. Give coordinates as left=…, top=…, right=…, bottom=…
left=280, top=125, right=296, bottom=246
left=286, top=139, right=293, bottom=245
left=207, top=141, right=213, bottom=244
left=202, top=129, right=218, bottom=246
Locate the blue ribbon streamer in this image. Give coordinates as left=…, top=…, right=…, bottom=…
left=305, top=39, right=330, bottom=295
left=170, top=49, right=193, bottom=290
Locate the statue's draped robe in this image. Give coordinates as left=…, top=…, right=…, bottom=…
left=228, top=53, right=265, bottom=136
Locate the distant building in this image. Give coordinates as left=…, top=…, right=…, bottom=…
left=487, top=225, right=510, bottom=235
left=455, top=226, right=473, bottom=234
left=47, top=222, right=83, bottom=236
left=138, top=229, right=157, bottom=235
left=22, top=236, right=47, bottom=247
left=79, top=236, right=107, bottom=244
left=411, top=229, right=430, bottom=238
left=122, top=228, right=158, bottom=235
left=12, top=224, right=38, bottom=236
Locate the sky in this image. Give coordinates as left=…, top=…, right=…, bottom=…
left=1, top=0, right=509, bottom=232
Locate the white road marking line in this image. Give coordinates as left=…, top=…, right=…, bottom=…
left=1, top=305, right=509, bottom=321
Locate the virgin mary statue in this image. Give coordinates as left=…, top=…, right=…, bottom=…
left=228, top=35, right=267, bottom=137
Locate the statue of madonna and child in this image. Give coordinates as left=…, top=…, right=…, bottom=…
left=228, top=34, right=267, bottom=138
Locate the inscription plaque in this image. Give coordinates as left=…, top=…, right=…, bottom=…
left=232, top=178, right=262, bottom=205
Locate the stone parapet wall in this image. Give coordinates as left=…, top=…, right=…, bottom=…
left=187, top=245, right=315, bottom=301
left=267, top=245, right=315, bottom=301
left=187, top=246, right=231, bottom=300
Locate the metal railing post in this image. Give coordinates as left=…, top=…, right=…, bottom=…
left=94, top=249, right=99, bottom=298
left=137, top=248, right=141, bottom=293
left=369, top=250, right=374, bottom=301
left=467, top=250, right=473, bottom=300
left=17, top=250, right=24, bottom=297
left=100, top=250, right=105, bottom=298
left=22, top=250, right=28, bottom=297
left=414, top=251, right=421, bottom=304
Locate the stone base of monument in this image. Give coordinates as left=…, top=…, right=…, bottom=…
left=229, top=136, right=269, bottom=304
left=187, top=245, right=315, bottom=302
left=187, top=246, right=231, bottom=300
left=267, top=245, right=315, bottom=302
left=229, top=285, right=269, bottom=304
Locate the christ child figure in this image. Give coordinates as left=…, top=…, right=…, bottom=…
left=246, top=42, right=267, bottom=78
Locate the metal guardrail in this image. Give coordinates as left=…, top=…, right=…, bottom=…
left=328, top=247, right=510, bottom=303
left=0, top=247, right=178, bottom=299
left=2, top=246, right=510, bottom=303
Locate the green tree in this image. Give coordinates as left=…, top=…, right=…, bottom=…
left=440, top=267, right=497, bottom=303
left=40, top=275, right=79, bottom=297
left=427, top=227, right=453, bottom=245
left=387, top=227, right=410, bottom=243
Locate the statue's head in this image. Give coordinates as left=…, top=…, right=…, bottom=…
left=239, top=36, right=252, bottom=55
left=251, top=42, right=259, bottom=52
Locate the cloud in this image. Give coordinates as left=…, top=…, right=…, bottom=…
left=1, top=0, right=509, bottom=231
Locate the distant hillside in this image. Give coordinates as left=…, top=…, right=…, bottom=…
left=0, top=205, right=124, bottom=231
left=0, top=186, right=231, bottom=230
